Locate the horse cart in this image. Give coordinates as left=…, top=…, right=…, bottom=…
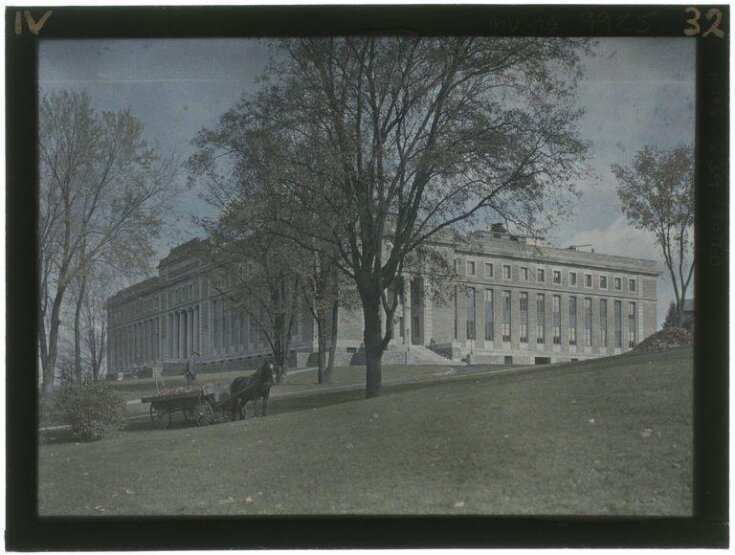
left=141, top=387, right=234, bottom=430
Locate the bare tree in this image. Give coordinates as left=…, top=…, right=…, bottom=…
left=193, top=37, right=589, bottom=397
left=39, top=90, right=178, bottom=394
left=612, top=144, right=694, bottom=327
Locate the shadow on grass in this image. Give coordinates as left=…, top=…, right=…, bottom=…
left=43, top=347, right=693, bottom=439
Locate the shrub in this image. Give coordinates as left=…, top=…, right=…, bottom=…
left=39, top=393, right=61, bottom=428
left=663, top=301, right=679, bottom=329
left=52, top=380, right=127, bottom=441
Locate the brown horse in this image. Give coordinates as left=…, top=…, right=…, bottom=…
left=229, top=361, right=274, bottom=420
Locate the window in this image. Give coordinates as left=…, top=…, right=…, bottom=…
left=519, top=292, right=528, bottom=343
left=628, top=302, right=637, bottom=347
left=484, top=290, right=494, bottom=342
left=485, top=263, right=494, bottom=279
left=585, top=273, right=593, bottom=287
left=521, top=267, right=528, bottom=281
left=536, top=294, right=545, bottom=343
left=629, top=278, right=637, bottom=292
left=584, top=298, right=592, bottom=346
left=466, top=260, right=476, bottom=276
left=600, top=275, right=608, bottom=289
left=570, top=272, right=578, bottom=286
left=537, top=268, right=545, bottom=283
left=553, top=270, right=561, bottom=284
left=502, top=291, right=511, bottom=342
left=454, top=259, right=460, bottom=272
left=503, top=265, right=511, bottom=280
left=569, top=297, right=577, bottom=345
left=466, top=288, right=476, bottom=340
left=614, top=301, right=623, bottom=348
left=599, top=299, right=608, bottom=347
left=552, top=295, right=561, bottom=344
left=614, top=277, right=622, bottom=290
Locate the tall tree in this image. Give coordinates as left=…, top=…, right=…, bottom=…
left=193, top=37, right=589, bottom=397
left=39, top=90, right=177, bottom=393
left=612, top=144, right=694, bottom=327
left=195, top=172, right=307, bottom=383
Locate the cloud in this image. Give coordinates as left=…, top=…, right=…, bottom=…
left=565, top=215, right=658, bottom=262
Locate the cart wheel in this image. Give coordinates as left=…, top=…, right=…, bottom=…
left=150, top=403, right=168, bottom=430
left=197, top=399, right=214, bottom=427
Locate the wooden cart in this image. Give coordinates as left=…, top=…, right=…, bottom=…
left=142, top=387, right=233, bottom=429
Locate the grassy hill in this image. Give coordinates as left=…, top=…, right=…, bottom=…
left=38, top=347, right=692, bottom=516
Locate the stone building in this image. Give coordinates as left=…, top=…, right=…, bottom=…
left=106, top=227, right=660, bottom=377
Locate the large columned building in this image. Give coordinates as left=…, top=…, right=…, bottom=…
left=105, top=227, right=660, bottom=377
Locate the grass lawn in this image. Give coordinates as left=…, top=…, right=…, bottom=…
left=107, top=364, right=453, bottom=403
left=38, top=347, right=692, bottom=516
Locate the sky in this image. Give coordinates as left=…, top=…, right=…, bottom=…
left=38, top=37, right=696, bottom=326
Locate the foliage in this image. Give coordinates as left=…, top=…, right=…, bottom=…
left=663, top=301, right=679, bottom=329
left=191, top=37, right=591, bottom=397
left=38, top=90, right=179, bottom=393
left=612, top=144, right=694, bottom=326
left=51, top=379, right=127, bottom=441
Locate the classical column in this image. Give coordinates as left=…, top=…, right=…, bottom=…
left=403, top=284, right=411, bottom=347
left=173, top=311, right=179, bottom=360
left=165, top=314, right=170, bottom=361
left=195, top=306, right=200, bottom=352
left=187, top=307, right=196, bottom=354
left=423, top=278, right=433, bottom=347
left=181, top=310, right=187, bottom=359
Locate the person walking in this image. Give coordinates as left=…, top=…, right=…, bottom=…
left=185, top=351, right=200, bottom=386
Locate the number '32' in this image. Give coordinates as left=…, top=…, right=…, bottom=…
left=684, top=7, right=725, bottom=37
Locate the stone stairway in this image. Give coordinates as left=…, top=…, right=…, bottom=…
left=379, top=344, right=454, bottom=366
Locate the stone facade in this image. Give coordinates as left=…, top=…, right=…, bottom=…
left=106, top=230, right=660, bottom=376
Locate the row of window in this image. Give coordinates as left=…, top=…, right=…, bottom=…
left=110, top=295, right=161, bottom=323
left=457, top=259, right=637, bottom=293
left=456, top=288, right=637, bottom=349
left=110, top=281, right=199, bottom=324
left=167, top=282, right=197, bottom=308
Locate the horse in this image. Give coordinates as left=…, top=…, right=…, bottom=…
left=229, top=361, right=275, bottom=420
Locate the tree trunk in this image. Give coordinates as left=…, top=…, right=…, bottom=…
left=362, top=291, right=383, bottom=398
left=325, top=299, right=338, bottom=384
left=73, top=273, right=88, bottom=383
left=316, top=309, right=327, bottom=384
left=42, top=285, right=67, bottom=395
left=271, top=336, right=287, bottom=383
left=675, top=297, right=686, bottom=328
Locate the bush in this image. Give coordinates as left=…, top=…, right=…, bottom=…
left=663, top=301, right=679, bottom=329
left=52, top=380, right=127, bottom=441
left=39, top=393, right=61, bottom=428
